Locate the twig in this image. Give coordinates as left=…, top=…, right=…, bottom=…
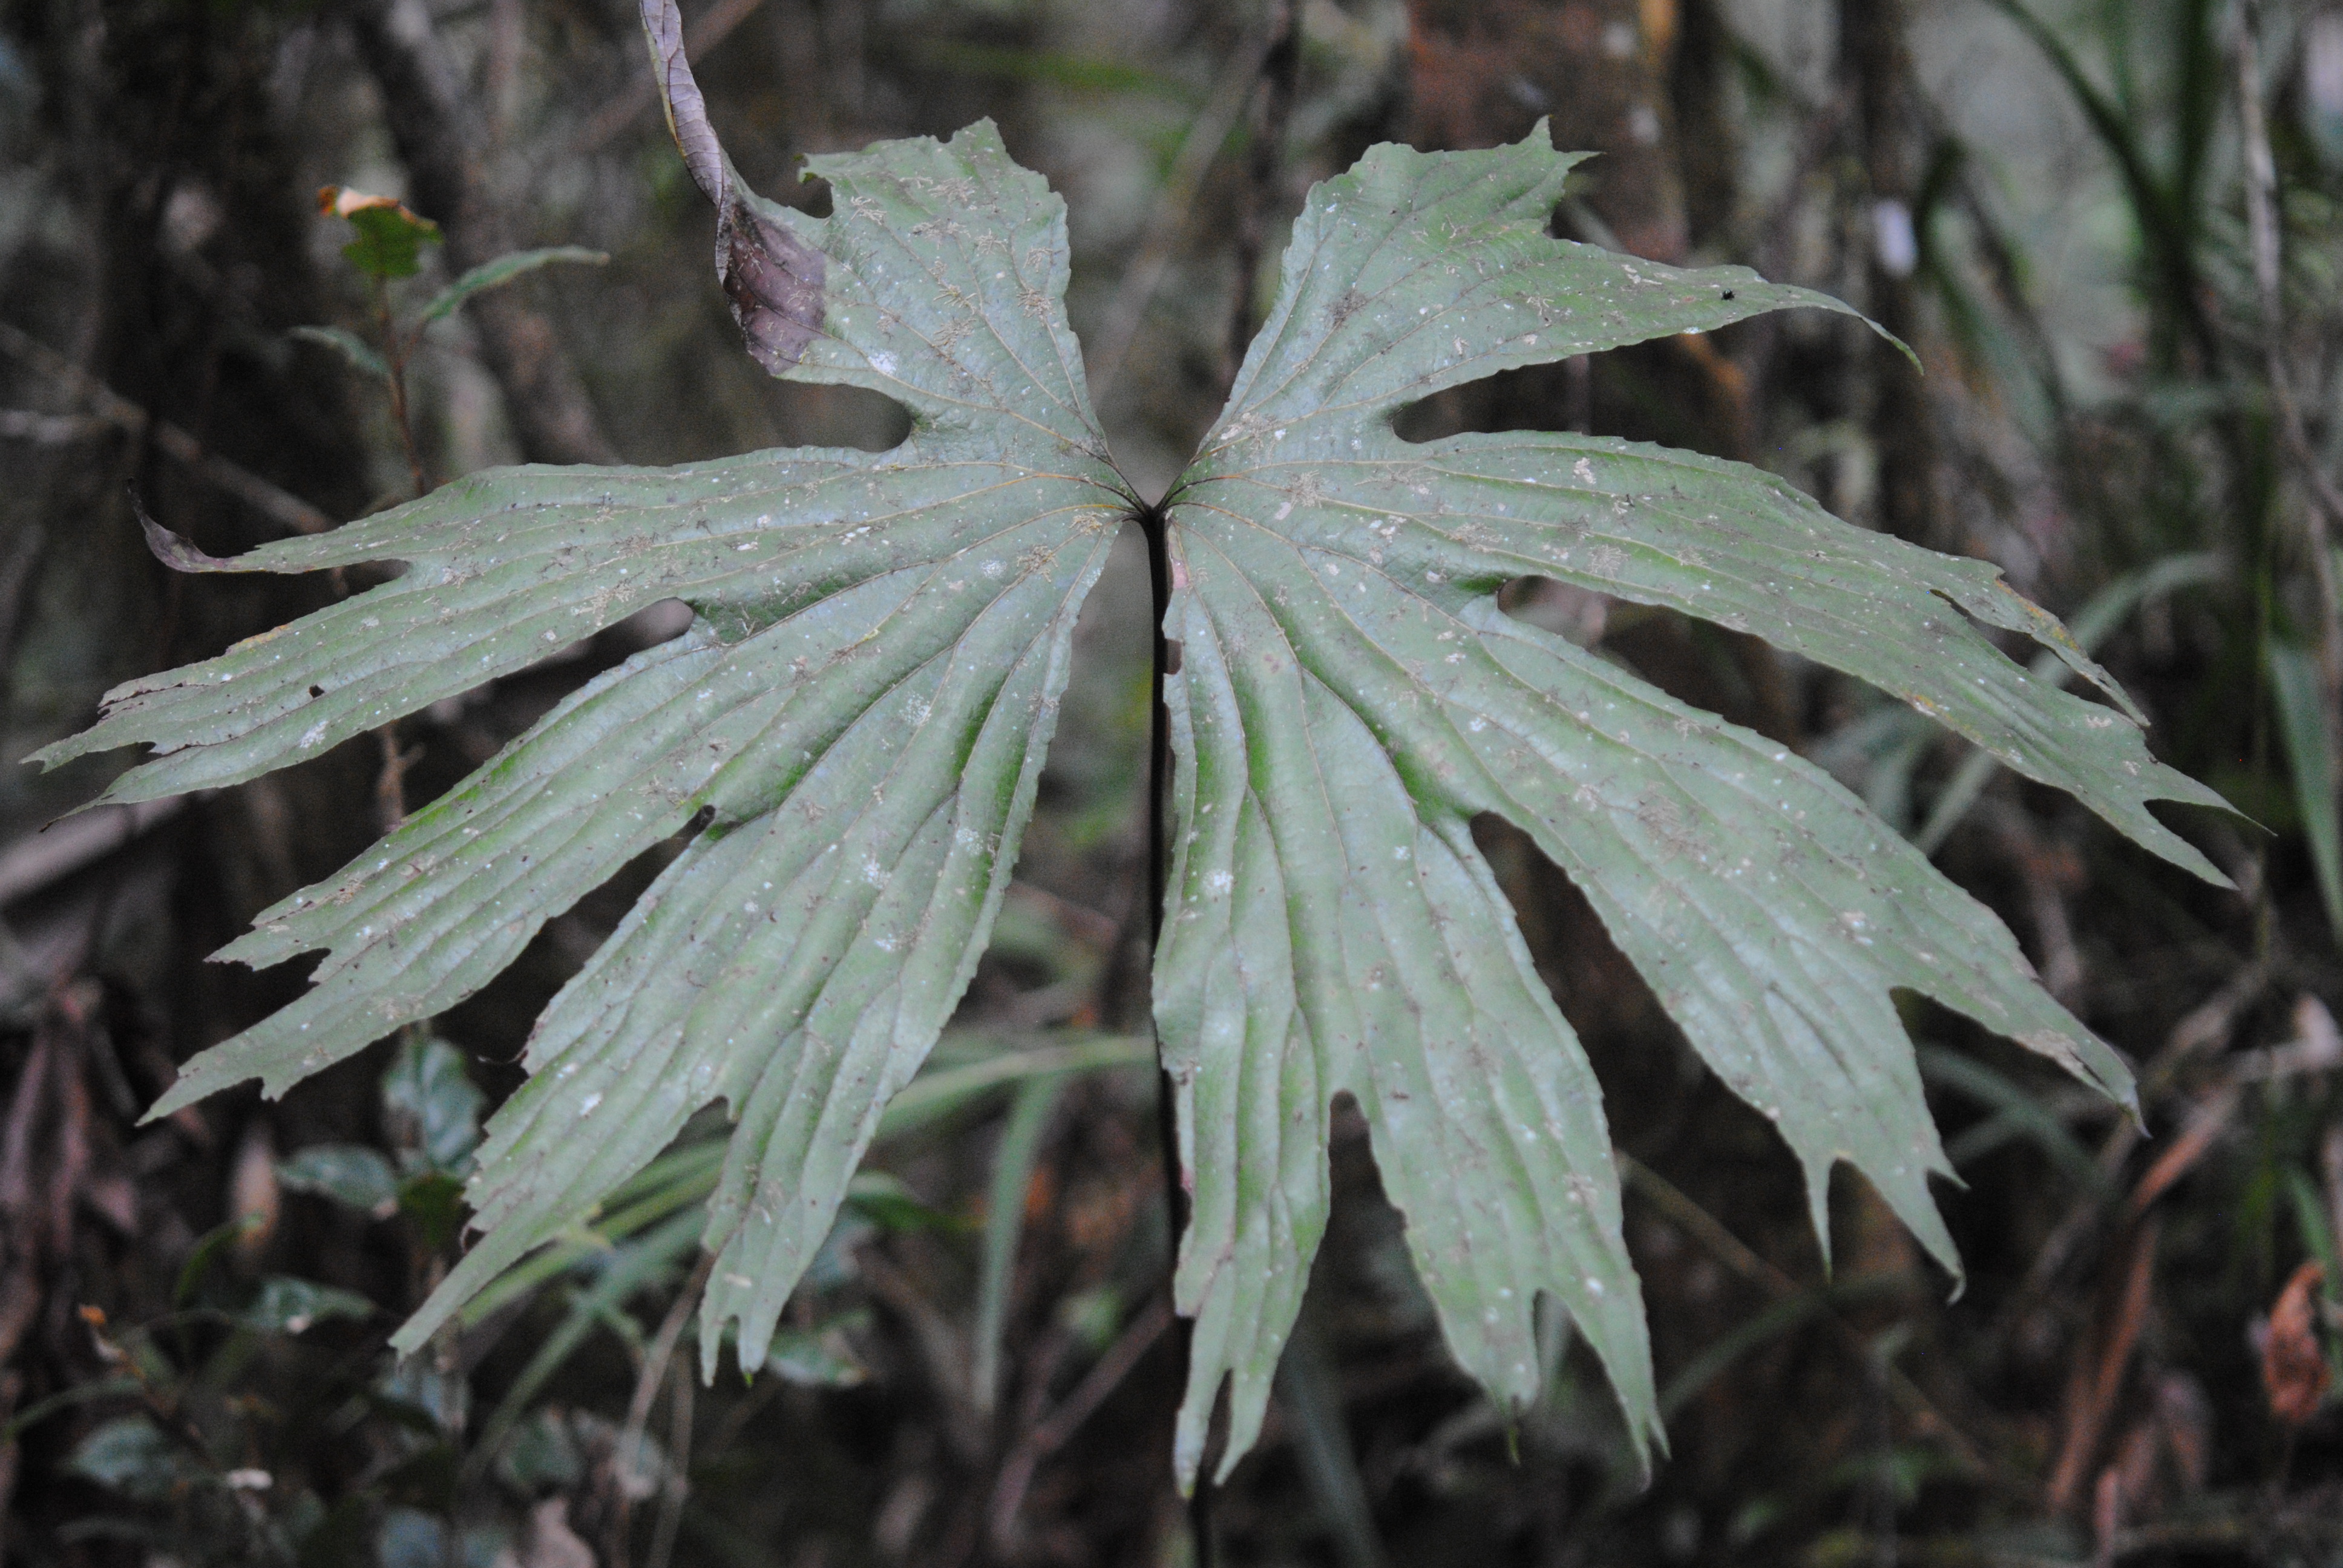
left=645, top=1359, right=693, bottom=1568
left=2045, top=1217, right=2160, bottom=1513
left=1087, top=38, right=1273, bottom=408
left=0, top=409, right=109, bottom=443
left=1005, top=880, right=1121, bottom=953
left=1224, top=0, right=1300, bottom=394
left=2126, top=1091, right=2236, bottom=1220
left=855, top=1246, right=986, bottom=1461
left=0, top=322, right=332, bottom=535
left=615, top=1250, right=713, bottom=1568
left=1987, top=802, right=2086, bottom=1007
left=623, top=1251, right=711, bottom=1454
left=0, top=520, right=49, bottom=709
left=375, top=278, right=429, bottom=497
left=1999, top=1117, right=2144, bottom=1339
left=374, top=727, right=421, bottom=835
left=1564, top=354, right=1591, bottom=435
left=2144, top=958, right=2272, bottom=1099
left=988, top=1295, right=1175, bottom=1550
left=2124, top=999, right=2342, bottom=1217
left=1617, top=1154, right=2009, bottom=1490
left=1738, top=87, right=1852, bottom=400
left=0, top=799, right=188, bottom=910
left=1939, top=136, right=2070, bottom=417
left=1617, top=1152, right=1778, bottom=1291
left=1753, top=90, right=1850, bottom=290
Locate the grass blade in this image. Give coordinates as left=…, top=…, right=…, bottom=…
left=415, top=247, right=609, bottom=330
left=1276, top=1318, right=1389, bottom=1568
left=2270, top=640, right=2343, bottom=941
left=972, top=1074, right=1064, bottom=1417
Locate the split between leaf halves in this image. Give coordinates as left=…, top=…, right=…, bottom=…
left=36, top=7, right=2228, bottom=1491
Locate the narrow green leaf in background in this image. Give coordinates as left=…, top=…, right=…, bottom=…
left=289, top=324, right=390, bottom=381
left=2269, top=639, right=2343, bottom=941
left=973, top=1074, right=1064, bottom=1415
left=415, top=247, right=611, bottom=330
left=1276, top=1316, right=1391, bottom=1568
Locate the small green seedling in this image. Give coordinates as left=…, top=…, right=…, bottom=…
left=300, top=185, right=605, bottom=495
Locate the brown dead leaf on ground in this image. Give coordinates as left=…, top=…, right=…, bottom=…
left=2263, top=1261, right=2330, bottom=1428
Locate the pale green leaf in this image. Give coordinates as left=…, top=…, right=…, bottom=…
left=31, top=62, right=2230, bottom=1500
left=1154, top=128, right=2224, bottom=1485
left=324, top=188, right=441, bottom=280
left=242, top=1275, right=377, bottom=1334
left=766, top=1322, right=871, bottom=1387
left=382, top=1033, right=485, bottom=1175
left=36, top=109, right=1126, bottom=1379
left=1912, top=549, right=2222, bottom=855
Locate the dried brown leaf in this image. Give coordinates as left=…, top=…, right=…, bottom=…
left=2263, top=1259, right=2331, bottom=1427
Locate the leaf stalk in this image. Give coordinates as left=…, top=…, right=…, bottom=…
left=1137, top=492, right=1213, bottom=1560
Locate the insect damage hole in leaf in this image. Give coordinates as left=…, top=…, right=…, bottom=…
left=32, top=0, right=2234, bottom=1497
